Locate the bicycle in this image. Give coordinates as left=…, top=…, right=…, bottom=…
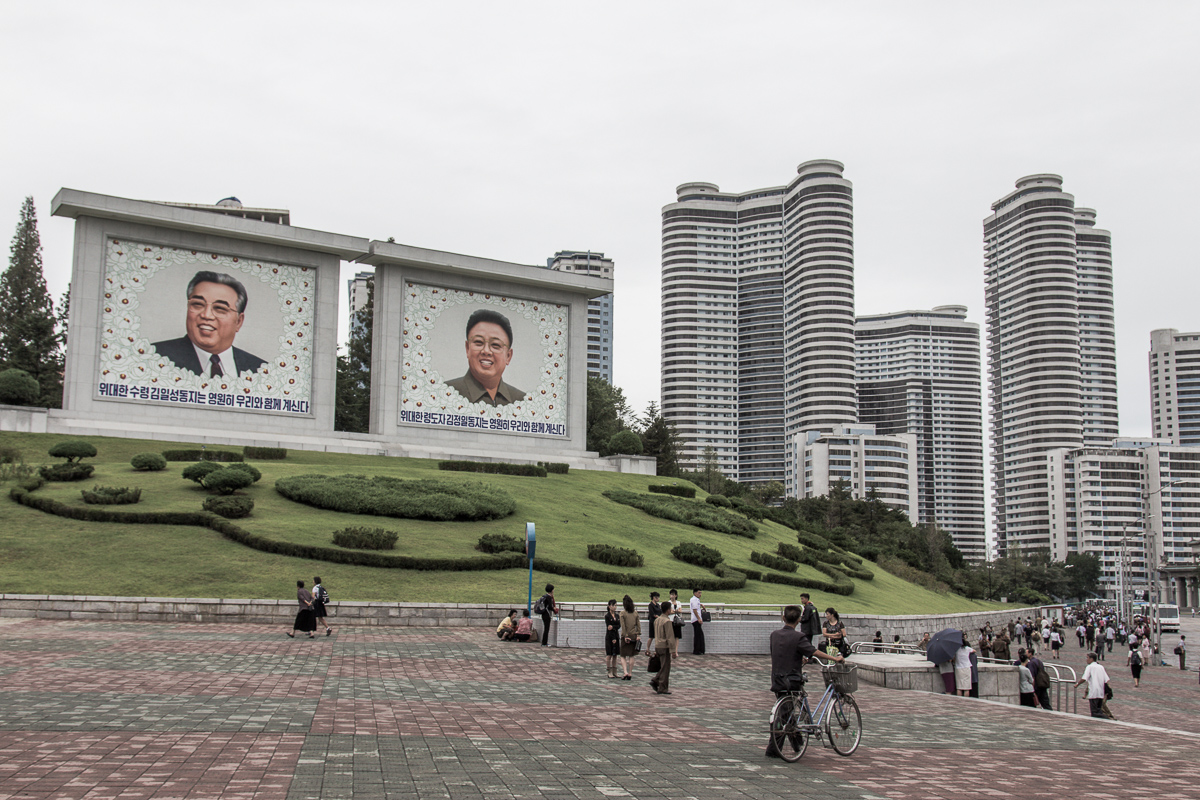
left=768, top=662, right=862, bottom=761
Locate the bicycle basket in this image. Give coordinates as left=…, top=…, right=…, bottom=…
left=822, top=664, right=858, bottom=694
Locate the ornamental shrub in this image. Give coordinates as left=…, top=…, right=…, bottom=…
left=751, top=550, right=798, bottom=573
left=276, top=474, right=517, bottom=521
left=729, top=496, right=766, bottom=521
left=162, top=449, right=243, bottom=462
left=705, top=495, right=732, bottom=508
left=131, top=453, right=168, bottom=471
left=608, top=430, right=643, bottom=456
left=243, top=446, right=287, bottom=460
left=670, top=542, right=723, bottom=569
left=587, top=544, right=644, bottom=568
left=603, top=489, right=757, bottom=538
left=48, top=441, right=97, bottom=462
left=538, top=462, right=570, bottom=474
left=0, top=368, right=39, bottom=406
left=81, top=485, right=142, bottom=505
left=225, top=462, right=262, bottom=483
left=437, top=460, right=546, bottom=477
left=39, top=463, right=95, bottom=482
left=332, top=526, right=399, bottom=550
left=201, top=467, right=255, bottom=495
left=648, top=484, right=696, bottom=498
left=182, top=461, right=223, bottom=484
left=203, top=495, right=254, bottom=518
left=476, top=533, right=525, bottom=554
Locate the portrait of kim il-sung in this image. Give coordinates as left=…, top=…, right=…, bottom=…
left=445, top=309, right=527, bottom=407
left=152, top=271, right=268, bottom=378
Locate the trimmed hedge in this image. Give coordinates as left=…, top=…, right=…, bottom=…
left=244, top=446, right=287, bottom=460
left=587, top=544, right=644, bottom=568
left=705, top=495, right=732, bottom=508
left=760, top=569, right=854, bottom=596
left=202, top=468, right=255, bottom=495
left=225, top=462, right=262, bottom=483
left=438, top=460, right=546, bottom=477
left=729, top=496, right=766, bottom=521
left=603, top=489, right=758, bottom=538
left=39, top=463, right=95, bottom=482
left=203, top=495, right=254, bottom=518
left=131, top=453, right=168, bottom=471
left=671, top=542, right=723, bottom=569
left=538, top=461, right=570, bottom=474
left=182, top=461, right=223, bottom=484
left=8, top=483, right=748, bottom=588
left=81, top=485, right=141, bottom=505
left=750, top=550, right=798, bottom=573
left=162, top=449, right=243, bottom=462
left=648, top=484, right=695, bottom=498
left=476, top=533, right=525, bottom=554
left=332, top=526, right=399, bottom=550
left=743, top=568, right=763, bottom=581
left=785, top=537, right=874, bottom=581
left=275, top=474, right=516, bottom=521
left=48, top=441, right=97, bottom=462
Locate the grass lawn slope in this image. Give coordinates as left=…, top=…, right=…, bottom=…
left=1, top=431, right=1005, bottom=614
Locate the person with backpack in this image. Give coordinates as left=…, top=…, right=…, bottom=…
left=312, top=576, right=332, bottom=637
left=1127, top=641, right=1144, bottom=687
left=534, top=584, right=558, bottom=646
left=1027, top=649, right=1052, bottom=709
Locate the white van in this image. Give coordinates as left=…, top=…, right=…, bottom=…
left=1135, top=603, right=1181, bottom=633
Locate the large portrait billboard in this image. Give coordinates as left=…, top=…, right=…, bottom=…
left=400, top=282, right=568, bottom=437
left=96, top=238, right=315, bottom=415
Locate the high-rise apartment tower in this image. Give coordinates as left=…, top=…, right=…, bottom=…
left=984, top=174, right=1118, bottom=557
left=660, top=160, right=853, bottom=488
left=547, top=251, right=614, bottom=383
left=1150, top=328, right=1200, bottom=446
left=856, top=306, right=987, bottom=560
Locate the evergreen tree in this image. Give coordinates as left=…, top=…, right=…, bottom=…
left=0, top=198, right=62, bottom=407
left=334, top=275, right=373, bottom=432
left=639, top=401, right=681, bottom=477
left=586, top=376, right=633, bottom=455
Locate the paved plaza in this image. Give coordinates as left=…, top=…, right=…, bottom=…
left=2, top=616, right=1199, bottom=800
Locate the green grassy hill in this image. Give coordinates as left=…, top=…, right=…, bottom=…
left=1, top=431, right=1004, bottom=614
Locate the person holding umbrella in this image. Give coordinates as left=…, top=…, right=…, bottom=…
left=926, top=628, right=967, bottom=694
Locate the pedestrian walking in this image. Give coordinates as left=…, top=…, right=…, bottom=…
left=1174, top=634, right=1186, bottom=671
left=650, top=600, right=676, bottom=695
left=311, top=576, right=332, bottom=636
left=287, top=580, right=317, bottom=639
left=1127, top=642, right=1143, bottom=687
left=689, top=588, right=707, bottom=655
left=667, top=589, right=683, bottom=658
left=1075, top=652, right=1113, bottom=719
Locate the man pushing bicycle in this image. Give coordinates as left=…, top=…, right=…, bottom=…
left=766, top=604, right=845, bottom=758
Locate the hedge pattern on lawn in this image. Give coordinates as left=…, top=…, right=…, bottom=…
left=8, top=483, right=745, bottom=589
left=671, top=542, right=723, bottom=569
left=705, top=495, right=731, bottom=508
left=648, top=484, right=696, bottom=498
left=81, top=486, right=141, bottom=505
left=275, top=474, right=516, bottom=521
left=476, top=533, right=526, bottom=554
left=781, top=538, right=874, bottom=581
left=162, top=449, right=244, bottom=462
left=770, top=541, right=856, bottom=595
left=202, top=468, right=255, bottom=495
left=537, top=462, right=570, bottom=474
left=203, top=496, right=254, bottom=518
left=438, top=461, right=546, bottom=477
left=182, top=462, right=223, bottom=484
left=750, top=550, right=797, bottom=573
left=244, top=446, right=287, bottom=460
left=332, top=526, right=399, bottom=550
left=586, top=544, right=643, bottom=568
left=603, top=489, right=757, bottom=538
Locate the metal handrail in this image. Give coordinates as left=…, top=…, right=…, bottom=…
left=849, top=641, right=926, bottom=655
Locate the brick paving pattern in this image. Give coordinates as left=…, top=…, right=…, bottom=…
left=2, top=618, right=1199, bottom=799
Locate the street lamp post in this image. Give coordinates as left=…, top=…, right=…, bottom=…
left=1118, top=514, right=1153, bottom=625
left=1144, top=478, right=1190, bottom=661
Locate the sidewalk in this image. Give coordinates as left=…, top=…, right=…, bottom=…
left=1, top=618, right=1198, bottom=800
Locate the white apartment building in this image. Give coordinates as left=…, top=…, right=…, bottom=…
left=856, top=306, right=987, bottom=560
left=984, top=174, right=1119, bottom=558
left=660, top=160, right=853, bottom=488
left=1048, top=438, right=1200, bottom=602
left=1150, top=328, right=1200, bottom=447
left=547, top=251, right=614, bottom=383
left=791, top=424, right=919, bottom=519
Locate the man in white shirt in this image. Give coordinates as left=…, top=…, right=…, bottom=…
left=689, top=589, right=706, bottom=655
left=1074, top=652, right=1112, bottom=719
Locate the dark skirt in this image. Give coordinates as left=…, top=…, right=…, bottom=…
left=620, top=639, right=638, bottom=658
left=294, top=609, right=317, bottom=632
left=312, top=600, right=327, bottom=620
left=605, top=636, right=620, bottom=656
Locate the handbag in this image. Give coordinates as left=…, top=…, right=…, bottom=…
left=634, top=638, right=642, bottom=654
left=647, top=653, right=661, bottom=672
left=1104, top=682, right=1113, bottom=700
left=701, top=610, right=711, bottom=623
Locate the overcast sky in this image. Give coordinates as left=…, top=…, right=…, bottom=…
left=4, top=1, right=1198, bottom=439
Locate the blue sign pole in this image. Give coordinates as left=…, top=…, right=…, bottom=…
left=525, top=522, right=536, bottom=615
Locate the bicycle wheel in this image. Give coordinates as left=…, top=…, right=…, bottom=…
left=824, top=692, right=861, bottom=756
left=769, top=694, right=809, bottom=762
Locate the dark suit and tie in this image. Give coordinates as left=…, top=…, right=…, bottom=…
left=151, top=336, right=267, bottom=377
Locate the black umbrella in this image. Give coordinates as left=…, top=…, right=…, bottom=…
left=925, top=628, right=966, bottom=665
